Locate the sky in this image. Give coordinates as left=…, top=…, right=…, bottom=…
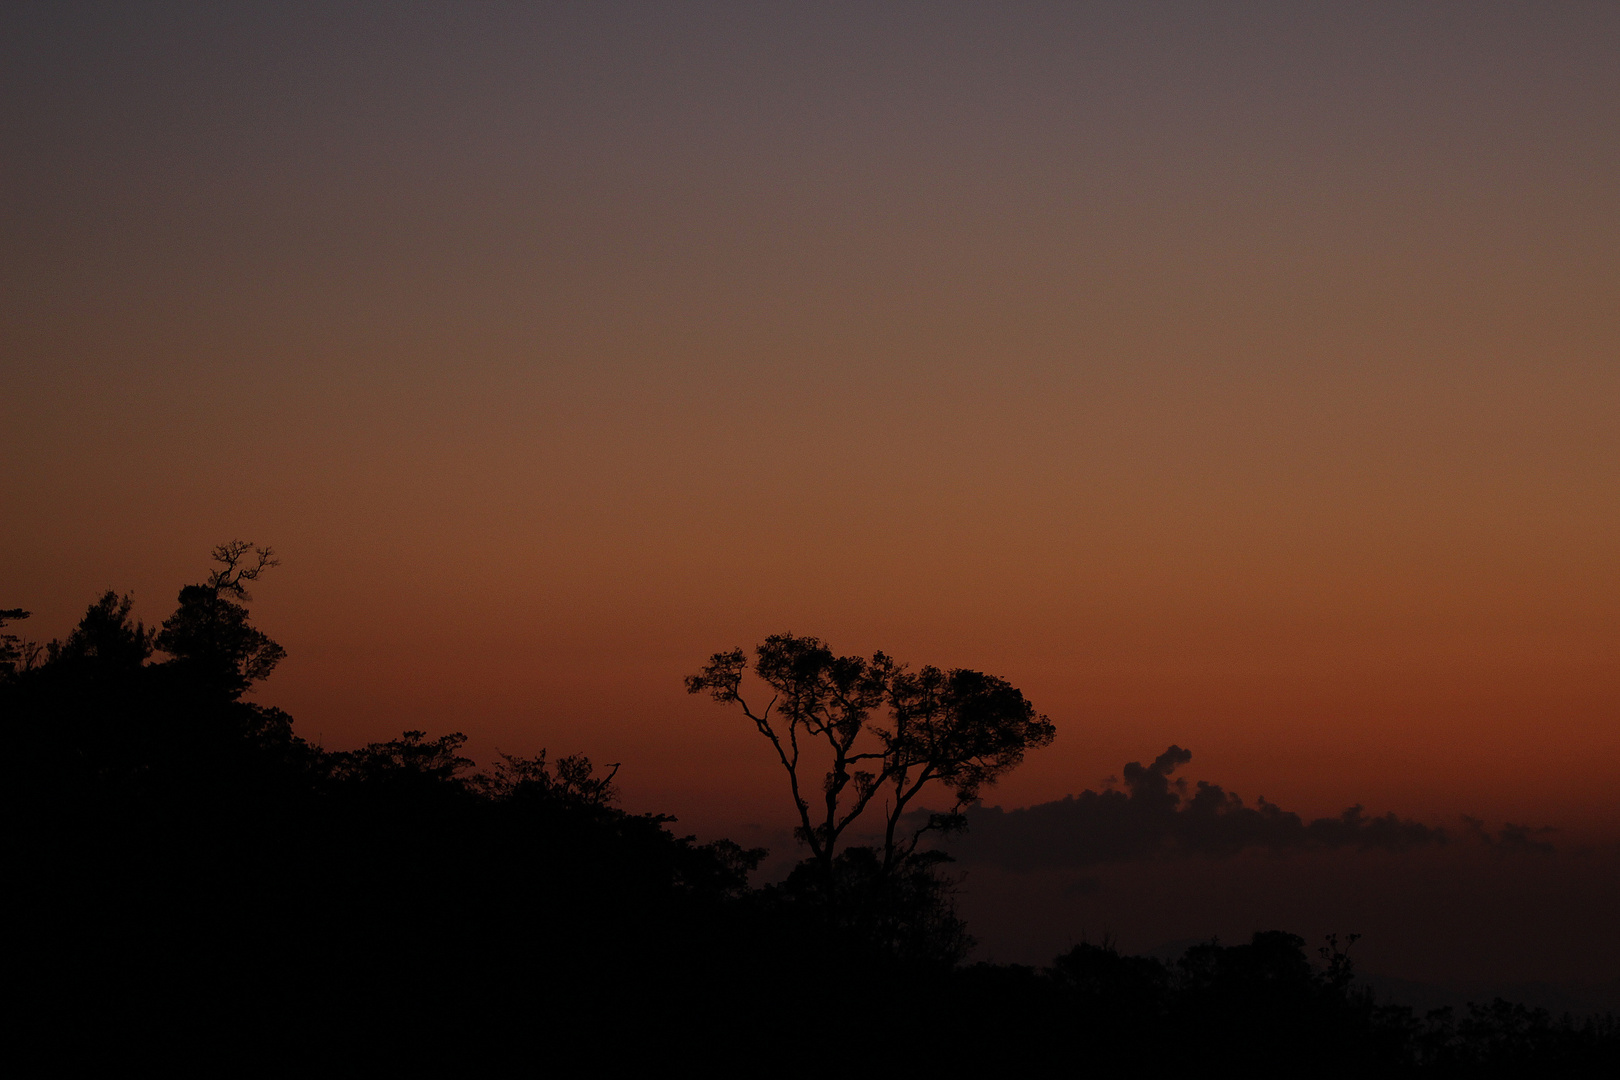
left=4, top=2, right=1618, bottom=986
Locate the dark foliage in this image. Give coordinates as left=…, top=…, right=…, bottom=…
left=5, top=548, right=774, bottom=1071
left=1024, top=933, right=1620, bottom=1077
left=0, top=605, right=39, bottom=676
left=687, top=632, right=1056, bottom=905
left=6, top=549, right=1616, bottom=1075
left=772, top=845, right=974, bottom=967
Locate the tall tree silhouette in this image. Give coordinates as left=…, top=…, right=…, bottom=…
left=687, top=633, right=1055, bottom=892
left=156, top=540, right=284, bottom=699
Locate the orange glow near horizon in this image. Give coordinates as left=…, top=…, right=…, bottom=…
left=4, top=3, right=1618, bottom=846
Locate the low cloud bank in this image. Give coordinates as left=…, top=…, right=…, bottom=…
left=1464, top=815, right=1557, bottom=854
left=932, top=746, right=1460, bottom=871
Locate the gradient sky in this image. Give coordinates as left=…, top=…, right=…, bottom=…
left=6, top=2, right=1619, bottom=864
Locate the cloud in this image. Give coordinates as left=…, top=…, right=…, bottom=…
left=930, top=746, right=1451, bottom=871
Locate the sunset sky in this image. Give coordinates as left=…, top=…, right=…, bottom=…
left=5, top=3, right=1618, bottom=980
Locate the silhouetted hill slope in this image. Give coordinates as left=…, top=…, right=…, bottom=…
left=5, top=569, right=1617, bottom=1074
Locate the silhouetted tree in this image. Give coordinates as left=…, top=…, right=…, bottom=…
left=333, top=729, right=476, bottom=787
left=882, top=664, right=1056, bottom=873
left=476, top=748, right=621, bottom=808
left=1050, top=936, right=1172, bottom=1017
left=687, top=633, right=1054, bottom=925
left=0, top=607, right=39, bottom=678
left=155, top=540, right=285, bottom=699
left=46, top=591, right=154, bottom=671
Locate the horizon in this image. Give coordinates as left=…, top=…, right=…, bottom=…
left=5, top=2, right=1618, bottom=998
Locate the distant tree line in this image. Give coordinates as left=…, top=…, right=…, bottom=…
left=4, top=546, right=1615, bottom=1075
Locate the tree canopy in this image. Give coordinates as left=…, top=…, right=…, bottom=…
left=155, top=540, right=285, bottom=698
left=688, top=633, right=1056, bottom=883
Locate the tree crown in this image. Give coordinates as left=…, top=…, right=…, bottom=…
left=688, top=633, right=1055, bottom=877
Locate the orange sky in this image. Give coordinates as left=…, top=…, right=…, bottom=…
left=5, top=2, right=1618, bottom=842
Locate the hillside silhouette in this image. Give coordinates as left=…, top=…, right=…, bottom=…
left=5, top=548, right=1616, bottom=1075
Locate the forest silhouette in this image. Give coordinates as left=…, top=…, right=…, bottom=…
left=5, top=546, right=1616, bottom=1075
